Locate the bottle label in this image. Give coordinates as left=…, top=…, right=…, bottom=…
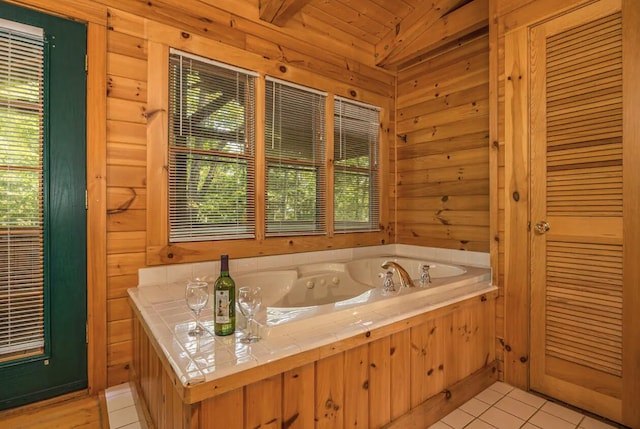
left=215, top=290, right=230, bottom=323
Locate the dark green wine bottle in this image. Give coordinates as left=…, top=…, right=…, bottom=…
left=214, top=254, right=235, bottom=336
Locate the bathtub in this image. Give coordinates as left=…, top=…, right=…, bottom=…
left=129, top=252, right=493, bottom=387
left=234, top=255, right=488, bottom=331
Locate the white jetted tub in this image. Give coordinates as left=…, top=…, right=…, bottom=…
left=129, top=252, right=493, bottom=386
left=234, top=255, right=488, bottom=332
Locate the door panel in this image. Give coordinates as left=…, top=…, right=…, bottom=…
left=0, top=3, right=87, bottom=410
left=529, top=0, right=623, bottom=422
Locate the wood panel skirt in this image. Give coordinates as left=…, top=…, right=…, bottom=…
left=131, top=291, right=498, bottom=429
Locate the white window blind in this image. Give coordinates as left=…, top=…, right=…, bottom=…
left=265, top=78, right=326, bottom=236
left=0, top=21, right=45, bottom=358
left=168, top=50, right=256, bottom=242
left=334, top=96, right=380, bottom=232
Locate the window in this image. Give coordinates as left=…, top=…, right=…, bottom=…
left=0, top=18, right=45, bottom=358
left=334, top=96, right=380, bottom=232
left=265, top=78, right=326, bottom=236
left=168, top=49, right=257, bottom=242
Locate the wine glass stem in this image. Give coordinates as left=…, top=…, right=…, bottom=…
left=195, top=310, right=200, bottom=331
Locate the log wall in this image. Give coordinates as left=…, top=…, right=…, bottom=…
left=3, top=0, right=494, bottom=394
left=395, top=35, right=490, bottom=253
left=5, top=0, right=395, bottom=389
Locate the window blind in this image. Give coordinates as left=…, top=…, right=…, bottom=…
left=334, top=96, right=380, bottom=232
left=0, top=20, right=45, bottom=358
left=265, top=78, right=327, bottom=236
left=168, top=49, right=257, bottom=242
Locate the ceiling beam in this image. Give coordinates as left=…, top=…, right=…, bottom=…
left=374, top=0, right=463, bottom=67
left=259, top=0, right=312, bottom=27
left=387, top=0, right=489, bottom=69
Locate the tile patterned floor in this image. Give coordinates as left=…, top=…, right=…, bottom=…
left=105, top=383, right=148, bottom=429
left=430, top=382, right=621, bottom=429
left=105, top=380, right=621, bottom=429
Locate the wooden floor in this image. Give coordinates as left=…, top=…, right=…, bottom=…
left=0, top=392, right=107, bottom=429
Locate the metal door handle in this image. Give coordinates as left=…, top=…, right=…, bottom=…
left=534, top=221, right=550, bottom=234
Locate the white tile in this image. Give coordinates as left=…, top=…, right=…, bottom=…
left=231, top=257, right=256, bottom=275
left=166, top=263, right=193, bottom=284
left=479, top=407, right=525, bottom=429
left=488, top=381, right=515, bottom=395
left=475, top=387, right=506, bottom=405
left=108, top=405, right=139, bottom=428
left=138, top=266, right=165, bottom=286
left=540, top=402, right=584, bottom=425
left=105, top=382, right=132, bottom=399
left=466, top=420, right=497, bottom=429
left=529, top=410, right=578, bottom=429
left=495, top=395, right=538, bottom=420
left=441, top=409, right=474, bottom=429
left=465, top=251, right=491, bottom=268
left=192, top=262, right=216, bottom=282
left=507, top=389, right=547, bottom=409
left=428, top=421, right=454, bottom=429
left=579, top=416, right=618, bottom=429
left=106, top=389, right=135, bottom=412
left=460, top=398, right=492, bottom=417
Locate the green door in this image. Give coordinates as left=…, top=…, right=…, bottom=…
left=0, top=3, right=87, bottom=410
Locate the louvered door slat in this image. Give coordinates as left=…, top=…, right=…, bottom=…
left=546, top=321, right=621, bottom=345
left=538, top=9, right=625, bottom=380
left=546, top=13, right=621, bottom=50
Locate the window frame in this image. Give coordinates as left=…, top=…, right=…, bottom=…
left=145, top=38, right=390, bottom=266
left=167, top=49, right=258, bottom=242
left=264, top=77, right=327, bottom=237
left=333, top=96, right=381, bottom=233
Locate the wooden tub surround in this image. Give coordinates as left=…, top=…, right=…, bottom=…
left=130, top=266, right=497, bottom=429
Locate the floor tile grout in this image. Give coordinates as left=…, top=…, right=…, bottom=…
left=431, top=382, right=620, bottom=429
left=105, top=382, right=147, bottom=429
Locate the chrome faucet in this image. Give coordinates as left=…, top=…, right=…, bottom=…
left=381, top=261, right=415, bottom=288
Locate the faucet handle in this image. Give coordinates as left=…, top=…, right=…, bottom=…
left=381, top=270, right=397, bottom=296
left=420, top=264, right=432, bottom=287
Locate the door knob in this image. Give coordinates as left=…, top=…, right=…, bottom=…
left=534, top=221, right=550, bottom=234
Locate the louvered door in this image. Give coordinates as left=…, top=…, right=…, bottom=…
left=529, top=0, right=623, bottom=420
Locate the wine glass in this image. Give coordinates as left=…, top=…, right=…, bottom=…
left=238, top=286, right=262, bottom=343
left=185, top=280, right=209, bottom=337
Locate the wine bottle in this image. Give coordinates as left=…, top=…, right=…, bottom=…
left=213, top=254, right=235, bottom=336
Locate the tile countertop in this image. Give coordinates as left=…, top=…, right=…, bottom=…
left=128, top=266, right=496, bottom=388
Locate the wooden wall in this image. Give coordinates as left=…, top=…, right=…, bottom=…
left=4, top=0, right=395, bottom=390
left=104, top=8, right=394, bottom=386
left=105, top=8, right=149, bottom=386
left=3, top=0, right=494, bottom=395
left=394, top=35, right=490, bottom=253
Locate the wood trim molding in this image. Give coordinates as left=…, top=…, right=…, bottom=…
left=489, top=0, right=499, bottom=288
left=502, top=25, right=529, bottom=390
left=374, top=0, right=461, bottom=67
left=384, top=0, right=489, bottom=69
left=4, top=0, right=107, bottom=24
left=86, top=21, right=108, bottom=394
left=622, top=0, right=640, bottom=426
left=258, top=0, right=312, bottom=26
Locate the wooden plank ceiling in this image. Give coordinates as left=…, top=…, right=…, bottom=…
left=259, top=0, right=488, bottom=69
left=98, top=0, right=487, bottom=71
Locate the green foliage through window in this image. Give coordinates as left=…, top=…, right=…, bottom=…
left=334, top=97, right=380, bottom=232
left=168, top=50, right=256, bottom=242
